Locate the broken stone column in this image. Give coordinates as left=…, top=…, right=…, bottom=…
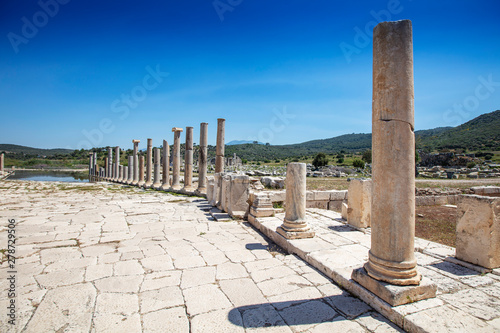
left=138, top=155, right=145, bottom=187
left=127, top=156, right=134, bottom=184
left=145, top=138, right=153, bottom=188
left=183, top=126, right=194, bottom=192
left=347, top=179, right=372, bottom=228
left=352, top=20, right=436, bottom=306
left=456, top=195, right=500, bottom=269
left=206, top=176, right=215, bottom=204
left=215, top=118, right=225, bottom=173
left=114, top=146, right=120, bottom=181
left=228, top=175, right=250, bottom=219
left=160, top=140, right=170, bottom=191
left=277, top=163, right=314, bottom=239
left=171, top=127, right=183, bottom=190
left=132, top=139, right=140, bottom=186
left=197, top=122, right=208, bottom=193
left=153, top=147, right=161, bottom=189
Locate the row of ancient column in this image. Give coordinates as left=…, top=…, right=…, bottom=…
left=88, top=119, right=225, bottom=194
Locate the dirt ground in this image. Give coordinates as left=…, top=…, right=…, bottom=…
left=415, top=205, right=457, bottom=247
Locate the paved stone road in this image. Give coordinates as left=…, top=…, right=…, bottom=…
left=0, top=181, right=401, bottom=332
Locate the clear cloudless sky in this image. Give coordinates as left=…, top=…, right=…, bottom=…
left=1, top=0, right=499, bottom=149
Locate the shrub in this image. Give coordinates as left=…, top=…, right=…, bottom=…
left=352, top=159, right=365, bottom=168
left=337, top=157, right=344, bottom=164
left=362, top=149, right=372, bottom=163
left=312, top=153, right=328, bottom=168
left=467, top=161, right=476, bottom=168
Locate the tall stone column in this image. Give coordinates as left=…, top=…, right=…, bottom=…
left=138, top=155, right=145, bottom=187
left=197, top=122, right=208, bottom=193
left=107, top=147, right=113, bottom=179
left=183, top=126, right=194, bottom=192
left=160, top=140, right=170, bottom=191
left=351, top=20, right=436, bottom=306
left=0, top=153, right=3, bottom=172
left=153, top=147, right=162, bottom=189
left=88, top=153, right=93, bottom=178
left=145, top=138, right=153, bottom=188
left=132, top=140, right=140, bottom=186
left=127, top=156, right=134, bottom=184
left=277, top=163, right=314, bottom=239
left=171, top=128, right=183, bottom=190
left=215, top=118, right=225, bottom=173
left=93, top=152, right=97, bottom=177
left=114, top=146, right=120, bottom=181
left=104, top=157, right=109, bottom=180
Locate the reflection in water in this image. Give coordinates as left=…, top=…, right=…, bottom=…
left=8, top=170, right=88, bottom=183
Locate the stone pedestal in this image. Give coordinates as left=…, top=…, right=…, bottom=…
left=215, top=118, right=225, bottom=173
left=153, top=147, right=162, bottom=189
left=206, top=176, right=215, bottom=204
left=127, top=156, right=134, bottom=185
left=277, top=163, right=314, bottom=239
left=351, top=20, right=436, bottom=306
left=132, top=139, right=140, bottom=186
left=228, top=175, right=250, bottom=219
left=456, top=195, right=500, bottom=269
left=171, top=128, right=183, bottom=190
left=347, top=179, right=372, bottom=228
left=138, top=155, right=145, bottom=187
left=145, top=138, right=153, bottom=188
left=183, top=126, right=194, bottom=192
left=160, top=140, right=170, bottom=191
left=114, top=146, right=120, bottom=181
left=197, top=122, right=208, bottom=193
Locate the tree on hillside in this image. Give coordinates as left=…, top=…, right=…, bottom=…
left=362, top=149, right=372, bottom=164
left=312, top=153, right=328, bottom=169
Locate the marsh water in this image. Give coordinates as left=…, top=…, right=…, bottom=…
left=7, top=170, right=88, bottom=182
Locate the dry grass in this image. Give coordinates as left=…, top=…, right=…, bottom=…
left=415, top=206, right=457, bottom=247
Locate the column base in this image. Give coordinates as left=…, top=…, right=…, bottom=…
left=153, top=182, right=162, bottom=190
left=182, top=186, right=195, bottom=193
left=138, top=181, right=145, bottom=187
left=352, top=267, right=436, bottom=306
left=171, top=184, right=182, bottom=190
left=276, top=226, right=315, bottom=240
left=159, top=184, right=170, bottom=191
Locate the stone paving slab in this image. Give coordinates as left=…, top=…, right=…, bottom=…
left=0, top=181, right=402, bottom=333
left=248, top=207, right=500, bottom=332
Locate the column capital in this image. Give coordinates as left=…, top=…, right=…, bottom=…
left=172, top=127, right=183, bottom=132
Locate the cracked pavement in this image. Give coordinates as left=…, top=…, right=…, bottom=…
left=0, top=180, right=401, bottom=332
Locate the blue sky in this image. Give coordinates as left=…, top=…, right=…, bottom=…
left=1, top=0, right=499, bottom=149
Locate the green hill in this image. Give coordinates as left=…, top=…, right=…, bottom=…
left=0, top=144, right=73, bottom=156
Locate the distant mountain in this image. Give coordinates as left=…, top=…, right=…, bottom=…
left=226, top=110, right=500, bottom=160
left=0, top=144, right=73, bottom=156
left=227, top=140, right=265, bottom=145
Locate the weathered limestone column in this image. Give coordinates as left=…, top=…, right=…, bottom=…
left=197, top=122, right=208, bottom=193
left=88, top=153, right=93, bottom=178
left=153, top=147, right=162, bottom=189
left=0, top=153, right=4, bottom=172
left=107, top=147, right=113, bottom=179
left=277, top=163, right=314, bottom=239
left=119, top=165, right=124, bottom=183
left=183, top=126, right=194, bottom=192
left=93, top=152, right=97, bottom=177
left=114, top=146, right=120, bottom=181
left=127, top=156, right=134, bottom=184
left=104, top=157, right=109, bottom=180
left=138, top=155, right=145, bottom=187
left=144, top=138, right=153, bottom=188
left=171, top=128, right=183, bottom=190
left=352, top=20, right=436, bottom=306
left=132, top=139, right=140, bottom=186
left=215, top=118, right=225, bottom=173
left=123, top=166, right=128, bottom=184
left=160, top=140, right=170, bottom=191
